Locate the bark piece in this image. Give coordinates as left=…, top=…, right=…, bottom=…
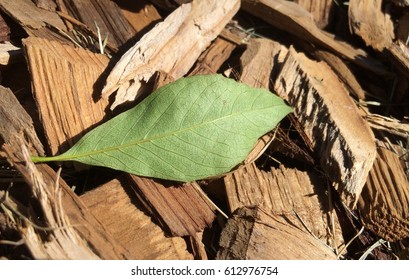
left=0, top=0, right=66, bottom=31
left=0, top=86, right=44, bottom=155
left=274, top=47, right=376, bottom=209
left=189, top=37, right=236, bottom=76
left=217, top=206, right=337, bottom=259
left=295, top=0, right=334, bottom=29
left=358, top=148, right=409, bottom=242
left=241, top=0, right=389, bottom=77
left=348, top=0, right=394, bottom=51
left=59, top=0, right=136, bottom=50
left=102, top=0, right=240, bottom=109
left=2, top=135, right=132, bottom=259
left=23, top=37, right=109, bottom=155
left=128, top=175, right=215, bottom=237
left=81, top=177, right=193, bottom=259
left=224, top=163, right=343, bottom=249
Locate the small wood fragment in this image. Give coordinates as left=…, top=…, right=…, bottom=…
left=0, top=86, right=44, bottom=155
left=295, top=0, right=334, bottom=29
left=348, top=0, right=394, bottom=51
left=128, top=175, right=215, bottom=237
left=0, top=0, right=66, bottom=31
left=217, top=206, right=337, bottom=260
left=102, top=0, right=240, bottom=109
left=241, top=0, right=390, bottom=77
left=81, top=177, right=193, bottom=259
left=114, top=0, right=162, bottom=34
left=23, top=37, right=109, bottom=155
left=274, top=47, right=376, bottom=208
left=59, top=0, right=136, bottom=50
left=189, top=37, right=236, bottom=76
left=358, top=148, right=409, bottom=242
left=2, top=135, right=131, bottom=259
left=224, top=163, right=343, bottom=249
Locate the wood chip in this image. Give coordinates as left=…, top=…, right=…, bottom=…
left=58, top=0, right=136, bottom=50
left=217, top=206, right=337, bottom=259
left=81, top=177, right=193, bottom=259
left=115, top=0, right=162, bottom=34
left=274, top=47, right=376, bottom=209
left=0, top=86, right=44, bottom=155
left=23, top=37, right=109, bottom=155
left=358, top=148, right=409, bottom=242
left=2, top=135, right=132, bottom=259
left=224, top=163, right=343, bottom=249
left=241, top=0, right=390, bottom=77
left=189, top=36, right=236, bottom=76
left=128, top=175, right=215, bottom=237
left=348, top=0, right=394, bottom=51
left=0, top=0, right=66, bottom=31
left=295, top=0, right=334, bottom=29
left=102, top=0, right=240, bottom=109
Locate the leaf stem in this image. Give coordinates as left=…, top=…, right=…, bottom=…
left=31, top=155, right=61, bottom=163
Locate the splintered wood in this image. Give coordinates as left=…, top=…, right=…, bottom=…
left=128, top=175, right=215, bottom=237
left=81, top=178, right=193, bottom=259
left=102, top=0, right=240, bottom=109
left=224, top=163, right=343, bottom=253
left=358, top=148, right=409, bottom=241
left=274, top=47, right=376, bottom=208
left=241, top=0, right=389, bottom=76
left=348, top=0, right=394, bottom=51
left=23, top=37, right=109, bottom=154
left=3, top=0, right=409, bottom=261
left=217, top=206, right=337, bottom=260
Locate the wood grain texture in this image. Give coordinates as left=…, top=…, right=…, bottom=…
left=224, top=163, right=343, bottom=249
left=23, top=37, right=109, bottom=155
left=102, top=0, right=240, bottom=109
left=128, top=175, right=215, bottom=237
left=241, top=0, right=390, bottom=77
left=348, top=0, right=394, bottom=51
left=0, top=86, right=44, bottom=155
left=2, top=136, right=132, bottom=259
left=295, top=0, right=334, bottom=29
left=59, top=0, right=136, bottom=50
left=0, top=0, right=65, bottom=31
left=358, top=148, right=409, bottom=242
left=217, top=206, right=337, bottom=260
left=81, top=178, right=193, bottom=259
left=274, top=47, right=376, bottom=208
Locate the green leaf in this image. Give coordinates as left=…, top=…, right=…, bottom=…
left=31, top=74, right=292, bottom=181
